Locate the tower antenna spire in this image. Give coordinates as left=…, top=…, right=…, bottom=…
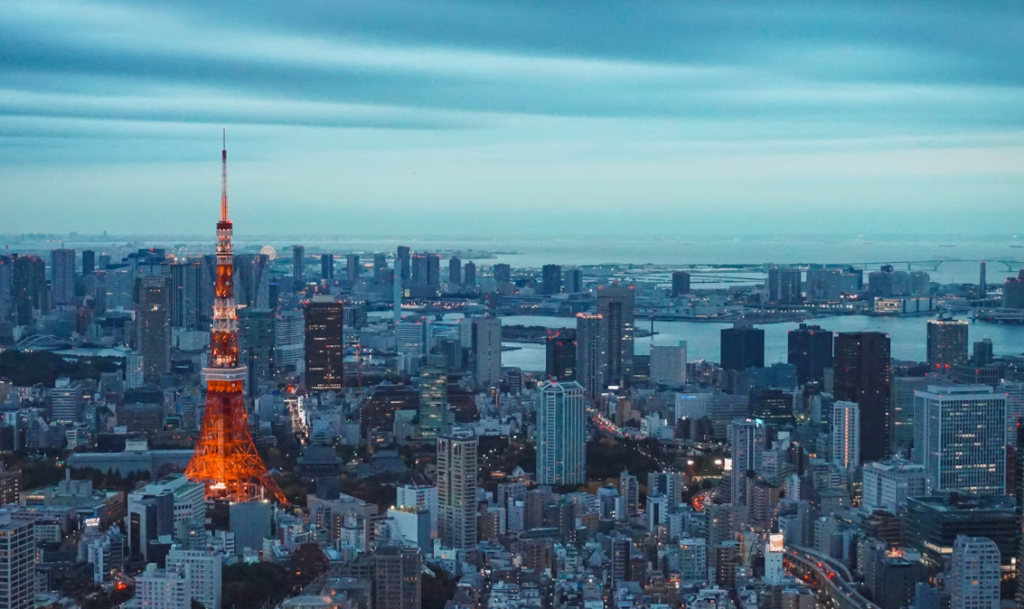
left=220, top=127, right=228, bottom=222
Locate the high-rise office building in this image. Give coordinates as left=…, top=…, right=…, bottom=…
left=234, top=254, right=270, bottom=311
left=979, top=261, right=987, bottom=298
left=650, top=342, right=687, bottom=387
left=494, top=263, right=511, bottom=284
left=541, top=264, right=562, bottom=295
left=437, top=428, right=477, bottom=550
left=916, top=385, right=1006, bottom=495
left=135, top=563, right=190, bottom=609
left=926, top=317, right=969, bottom=371
left=238, top=309, right=275, bottom=392
left=596, top=283, right=635, bottom=387
left=766, top=266, right=802, bottom=304
left=834, top=331, right=891, bottom=462
left=787, top=323, right=833, bottom=385
left=396, top=315, right=428, bottom=357
left=347, top=254, right=361, bottom=282
left=12, top=255, right=46, bottom=325
left=861, top=459, right=927, bottom=515
left=671, top=271, right=691, bottom=297
left=273, top=310, right=304, bottom=375
left=471, top=316, right=501, bottom=388
left=51, top=248, right=76, bottom=306
left=1003, top=270, right=1024, bottom=309
left=321, top=254, right=333, bottom=280
left=374, top=545, right=422, bottom=609
left=973, top=338, right=994, bottom=366
left=893, top=376, right=930, bottom=457
left=463, top=261, right=477, bottom=288
left=373, top=253, right=388, bottom=282
left=831, top=401, right=860, bottom=471
left=417, top=358, right=451, bottom=442
left=0, top=256, right=12, bottom=322
left=169, top=262, right=201, bottom=329
left=730, top=419, right=766, bottom=509
left=0, top=463, right=20, bottom=506
left=720, top=322, right=765, bottom=372
left=136, top=276, right=171, bottom=384
left=949, top=536, right=1000, bottom=609
left=48, top=378, right=84, bottom=424
left=397, top=246, right=411, bottom=282
left=619, top=471, right=639, bottom=516
left=575, top=313, right=607, bottom=398
left=304, top=299, right=344, bottom=392
left=564, top=268, right=583, bottom=294
left=0, top=513, right=33, bottom=609
left=448, top=257, right=461, bottom=287
left=82, top=250, right=96, bottom=276
left=545, top=330, right=576, bottom=381
left=536, top=381, right=586, bottom=485
left=292, top=245, right=305, bottom=289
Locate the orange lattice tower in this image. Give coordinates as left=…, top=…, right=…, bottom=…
left=185, top=130, right=287, bottom=504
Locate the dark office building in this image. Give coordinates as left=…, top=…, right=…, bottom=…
left=238, top=308, right=276, bottom=393
left=541, top=264, right=562, bottom=295
left=597, top=283, right=635, bottom=387
left=12, top=254, right=46, bottom=325
left=787, top=323, right=834, bottom=385
left=767, top=266, right=802, bottom=304
left=720, top=323, right=765, bottom=372
left=411, top=253, right=440, bottom=294
left=904, top=493, right=1017, bottom=568
left=304, top=299, right=345, bottom=392
left=545, top=330, right=576, bottom=381
left=397, top=246, right=411, bottom=281
left=671, top=271, right=691, bottom=297
left=135, top=277, right=171, bottom=384
left=463, top=261, right=477, bottom=288
left=347, top=254, right=361, bottom=282
left=321, top=254, right=333, bottom=280
left=564, top=269, right=583, bottom=294
left=750, top=389, right=795, bottom=426
left=82, top=250, right=96, bottom=276
left=834, top=331, right=892, bottom=462
left=448, top=257, right=462, bottom=286
left=494, top=263, right=511, bottom=284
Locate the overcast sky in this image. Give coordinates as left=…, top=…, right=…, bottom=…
left=2, top=0, right=1023, bottom=236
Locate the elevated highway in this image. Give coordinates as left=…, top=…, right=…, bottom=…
left=783, top=545, right=879, bottom=609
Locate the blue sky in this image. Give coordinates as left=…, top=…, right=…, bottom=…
left=2, top=0, right=1023, bottom=235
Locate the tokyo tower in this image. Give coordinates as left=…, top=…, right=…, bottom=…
left=185, top=130, right=287, bottom=505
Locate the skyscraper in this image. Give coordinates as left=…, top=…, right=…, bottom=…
left=949, top=536, right=1000, bottom=609
left=304, top=298, right=344, bottom=392
left=926, top=317, right=969, bottom=371
left=448, top=257, right=461, bottom=286
left=730, top=418, right=766, bottom=509
left=720, top=322, right=765, bottom=372
left=916, top=384, right=1006, bottom=495
left=787, top=323, right=833, bottom=385
left=321, top=254, right=333, bottom=280
left=671, top=271, right=691, bottom=297
left=12, top=255, right=45, bottom=325
left=417, top=357, right=451, bottom=441
left=82, top=250, right=96, bottom=276
left=834, top=331, right=891, bottom=462
left=0, top=256, right=13, bottom=322
left=169, top=262, right=201, bottom=329
left=51, top=248, right=76, bottom=306
left=766, top=266, right=802, bottom=304
left=166, top=548, right=222, bottom=609
left=564, top=268, right=583, bottom=294
left=979, top=261, right=987, bottom=298
left=575, top=313, right=607, bottom=398
left=373, top=253, right=388, bottom=282
left=397, top=246, right=411, bottom=282
left=347, top=254, right=361, bottom=281
left=536, top=381, right=586, bottom=485
left=831, top=401, right=860, bottom=471
left=234, top=254, right=270, bottom=310
left=0, top=513, right=36, bottom=609
left=437, top=428, right=477, bottom=550
left=463, top=261, right=477, bottom=288
left=292, top=245, right=305, bottom=289
left=471, top=316, right=501, bottom=388
left=541, top=264, right=562, bottom=295
left=650, top=342, right=687, bottom=387
left=596, top=283, right=635, bottom=387
left=545, top=330, right=576, bottom=381
left=491, top=263, right=511, bottom=285
left=135, top=276, right=171, bottom=384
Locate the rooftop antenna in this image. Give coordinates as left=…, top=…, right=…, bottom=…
left=220, top=127, right=228, bottom=223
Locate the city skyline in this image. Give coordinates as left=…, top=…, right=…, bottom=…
left=3, top=1, right=1024, bottom=235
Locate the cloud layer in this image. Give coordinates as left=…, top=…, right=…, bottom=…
left=2, top=0, right=1023, bottom=235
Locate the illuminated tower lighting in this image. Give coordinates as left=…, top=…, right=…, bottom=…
left=185, top=130, right=287, bottom=505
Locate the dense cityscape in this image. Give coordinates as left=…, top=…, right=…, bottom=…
left=4, top=2, right=1024, bottom=609
left=0, top=133, right=1022, bottom=609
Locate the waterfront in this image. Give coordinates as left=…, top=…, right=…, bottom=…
left=498, top=314, right=1024, bottom=372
